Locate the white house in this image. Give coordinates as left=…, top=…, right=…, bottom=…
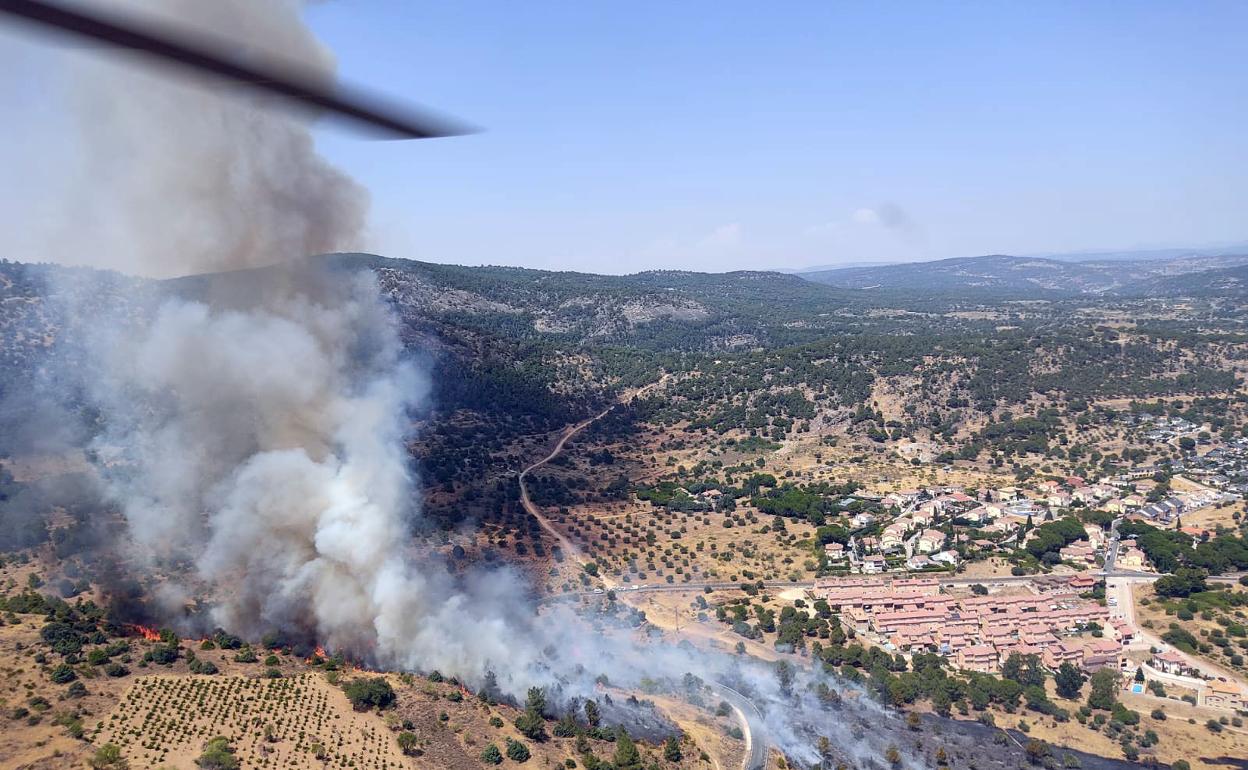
left=917, top=529, right=947, bottom=554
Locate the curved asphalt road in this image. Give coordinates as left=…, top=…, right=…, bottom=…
left=710, top=682, right=769, bottom=770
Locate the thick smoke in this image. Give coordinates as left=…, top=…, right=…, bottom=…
left=5, top=2, right=930, bottom=766
left=43, top=0, right=571, bottom=700
left=52, top=0, right=368, bottom=277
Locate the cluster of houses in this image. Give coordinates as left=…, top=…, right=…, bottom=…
left=827, top=499, right=961, bottom=573
left=1149, top=650, right=1248, bottom=711
left=1184, top=437, right=1248, bottom=496
left=1124, top=413, right=1200, bottom=443
left=809, top=575, right=1133, bottom=676
left=1116, top=416, right=1248, bottom=494
left=823, top=468, right=1239, bottom=576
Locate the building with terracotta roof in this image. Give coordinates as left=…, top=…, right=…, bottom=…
left=1043, top=641, right=1084, bottom=669
left=956, top=645, right=999, bottom=673
left=1152, top=650, right=1197, bottom=677
left=1082, top=639, right=1122, bottom=672
left=916, top=529, right=947, bottom=554
left=1202, top=680, right=1246, bottom=711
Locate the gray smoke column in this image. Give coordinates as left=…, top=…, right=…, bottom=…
left=85, top=266, right=561, bottom=691
left=57, top=0, right=565, bottom=694
left=56, top=0, right=368, bottom=278
left=24, top=3, right=924, bottom=764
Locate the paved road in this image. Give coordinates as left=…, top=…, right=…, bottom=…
left=549, top=569, right=1164, bottom=601
left=514, top=379, right=772, bottom=770
left=1115, top=578, right=1248, bottom=687
left=1103, top=516, right=1123, bottom=573
left=709, top=682, right=768, bottom=770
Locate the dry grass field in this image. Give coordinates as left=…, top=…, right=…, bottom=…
left=980, top=686, right=1248, bottom=770
left=1135, top=584, right=1248, bottom=679
left=556, top=499, right=820, bottom=588
left=94, top=673, right=406, bottom=770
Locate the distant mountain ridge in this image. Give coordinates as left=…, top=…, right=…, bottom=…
left=798, top=252, right=1248, bottom=296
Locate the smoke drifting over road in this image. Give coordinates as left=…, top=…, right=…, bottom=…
left=5, top=2, right=929, bottom=766
left=48, top=0, right=581, bottom=704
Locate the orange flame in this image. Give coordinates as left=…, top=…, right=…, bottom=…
left=305, top=645, right=329, bottom=664
left=128, top=624, right=162, bottom=642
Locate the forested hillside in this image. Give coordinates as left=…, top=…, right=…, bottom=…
left=2, top=252, right=1247, bottom=531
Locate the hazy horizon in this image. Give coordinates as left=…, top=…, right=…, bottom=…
left=2, top=1, right=1246, bottom=275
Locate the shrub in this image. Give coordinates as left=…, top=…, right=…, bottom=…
left=88, top=743, right=127, bottom=769
left=189, top=659, right=218, bottom=675
left=1025, top=739, right=1050, bottom=764
left=148, top=643, right=179, bottom=665
left=397, top=731, right=420, bottom=756
left=1110, top=702, right=1139, bottom=726
left=505, top=738, right=531, bottom=762
left=481, top=743, right=503, bottom=765
left=196, top=736, right=239, bottom=770
left=55, top=711, right=85, bottom=739
left=40, top=622, right=84, bottom=656
left=343, top=677, right=396, bottom=711
left=514, top=710, right=547, bottom=741
left=664, top=736, right=683, bottom=762
left=49, top=664, right=77, bottom=684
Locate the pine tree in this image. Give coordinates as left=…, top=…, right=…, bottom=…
left=505, top=738, right=531, bottom=763
left=480, top=743, right=503, bottom=765
left=1054, top=662, right=1085, bottom=699
left=613, top=728, right=642, bottom=769
left=663, top=736, right=682, bottom=762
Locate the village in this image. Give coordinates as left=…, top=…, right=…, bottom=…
left=817, top=466, right=1236, bottom=577
left=790, top=458, right=1248, bottom=715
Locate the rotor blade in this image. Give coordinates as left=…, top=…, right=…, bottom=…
left=0, top=0, right=476, bottom=139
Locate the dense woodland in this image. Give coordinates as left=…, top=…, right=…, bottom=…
left=3, top=254, right=1248, bottom=537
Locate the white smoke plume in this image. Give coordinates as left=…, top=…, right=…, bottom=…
left=43, top=0, right=369, bottom=277
left=43, top=0, right=570, bottom=700
left=10, top=2, right=935, bottom=766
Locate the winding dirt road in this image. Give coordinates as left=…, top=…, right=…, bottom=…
left=515, top=379, right=767, bottom=770
left=517, top=404, right=615, bottom=584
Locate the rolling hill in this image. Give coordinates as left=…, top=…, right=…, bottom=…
left=798, top=252, right=1248, bottom=296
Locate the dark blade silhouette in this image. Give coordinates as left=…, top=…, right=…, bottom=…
left=0, top=0, right=474, bottom=139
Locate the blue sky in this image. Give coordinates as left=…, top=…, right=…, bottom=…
left=297, top=1, right=1248, bottom=273
left=4, top=1, right=1247, bottom=274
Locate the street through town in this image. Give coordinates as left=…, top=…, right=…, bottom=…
left=517, top=398, right=1248, bottom=770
